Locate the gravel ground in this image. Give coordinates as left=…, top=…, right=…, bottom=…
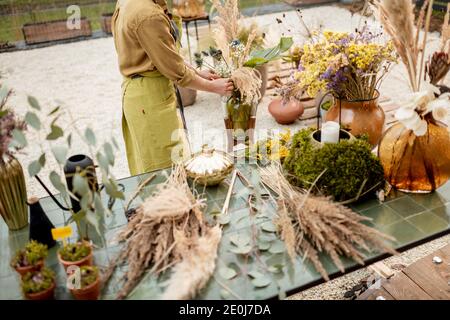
left=0, top=4, right=448, bottom=299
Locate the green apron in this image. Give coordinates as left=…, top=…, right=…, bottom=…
left=122, top=71, right=186, bottom=175
left=121, top=11, right=188, bottom=176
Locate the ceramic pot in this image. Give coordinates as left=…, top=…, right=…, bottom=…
left=14, top=260, right=44, bottom=277
left=0, top=156, right=28, bottom=231
left=58, top=246, right=93, bottom=271
left=268, top=98, right=304, bottom=125
left=71, top=276, right=101, bottom=300
left=378, top=117, right=450, bottom=193
left=325, top=91, right=385, bottom=146
left=24, top=281, right=55, bottom=300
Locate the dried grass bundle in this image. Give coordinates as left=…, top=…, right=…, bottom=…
left=260, top=165, right=396, bottom=280
left=108, top=165, right=221, bottom=299
left=211, top=0, right=240, bottom=42
left=373, top=0, right=419, bottom=91
left=441, top=4, right=450, bottom=54
left=231, top=67, right=262, bottom=104
left=162, top=226, right=222, bottom=299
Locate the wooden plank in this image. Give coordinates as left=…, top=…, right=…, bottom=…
left=357, top=286, right=396, bottom=300
left=402, top=244, right=450, bottom=300
left=369, top=262, right=395, bottom=279
left=382, top=271, right=433, bottom=300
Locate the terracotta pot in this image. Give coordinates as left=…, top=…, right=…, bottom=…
left=268, top=98, right=304, bottom=125
left=325, top=91, right=385, bottom=146
left=378, top=117, right=450, bottom=193
left=24, top=281, right=55, bottom=300
left=71, top=276, right=101, bottom=300
left=14, top=259, right=44, bottom=277
left=58, top=247, right=93, bottom=271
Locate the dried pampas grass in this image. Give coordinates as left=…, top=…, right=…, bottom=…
left=162, top=226, right=222, bottom=299
left=260, top=165, right=396, bottom=281
left=107, top=165, right=221, bottom=299
left=441, top=4, right=450, bottom=54
left=231, top=67, right=262, bottom=104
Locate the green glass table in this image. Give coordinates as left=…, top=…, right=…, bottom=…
left=1, top=164, right=450, bottom=300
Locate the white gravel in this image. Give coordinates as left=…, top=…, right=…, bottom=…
left=0, top=4, right=448, bottom=299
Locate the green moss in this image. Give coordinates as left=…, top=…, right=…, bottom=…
left=21, top=267, right=55, bottom=294
left=283, top=128, right=385, bottom=202
left=59, top=242, right=91, bottom=262
left=11, top=240, right=48, bottom=268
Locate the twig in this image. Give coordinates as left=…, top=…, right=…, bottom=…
left=221, top=169, right=237, bottom=215
left=213, top=275, right=243, bottom=300
left=124, top=174, right=156, bottom=211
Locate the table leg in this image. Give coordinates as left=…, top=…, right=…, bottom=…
left=185, top=22, right=192, bottom=64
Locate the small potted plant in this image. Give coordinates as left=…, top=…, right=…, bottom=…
left=70, top=265, right=101, bottom=300
left=10, top=240, right=48, bottom=277
left=58, top=241, right=93, bottom=271
left=21, top=267, right=56, bottom=300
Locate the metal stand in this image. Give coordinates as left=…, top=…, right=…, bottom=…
left=183, top=13, right=211, bottom=64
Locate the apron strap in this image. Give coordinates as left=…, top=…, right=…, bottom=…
left=175, top=85, right=187, bottom=131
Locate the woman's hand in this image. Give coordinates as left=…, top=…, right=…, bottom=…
left=210, top=78, right=234, bottom=96
left=198, top=69, right=220, bottom=80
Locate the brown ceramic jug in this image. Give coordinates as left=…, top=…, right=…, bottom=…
left=268, top=97, right=304, bottom=125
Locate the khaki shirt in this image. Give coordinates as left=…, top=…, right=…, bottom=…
left=112, top=0, right=196, bottom=87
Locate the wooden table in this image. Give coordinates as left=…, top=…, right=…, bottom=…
left=358, top=244, right=450, bottom=300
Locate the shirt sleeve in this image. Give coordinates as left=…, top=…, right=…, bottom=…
left=135, top=13, right=196, bottom=87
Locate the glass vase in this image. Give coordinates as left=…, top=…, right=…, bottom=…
left=0, top=156, right=28, bottom=230
left=378, top=119, right=450, bottom=193
left=222, top=95, right=257, bottom=145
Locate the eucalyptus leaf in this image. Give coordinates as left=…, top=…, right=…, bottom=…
left=97, top=152, right=109, bottom=174
left=27, top=96, right=41, bottom=110
left=86, top=210, right=100, bottom=236
left=0, top=85, right=8, bottom=102
left=11, top=129, right=27, bottom=148
left=51, top=145, right=68, bottom=165
left=103, top=142, right=115, bottom=166
left=49, top=171, right=66, bottom=194
left=268, top=264, right=283, bottom=274
left=217, top=214, right=230, bottom=225
left=220, top=289, right=231, bottom=299
left=38, top=153, right=46, bottom=167
left=46, top=124, right=63, bottom=140
left=104, top=179, right=125, bottom=200
left=251, top=275, right=271, bottom=288
left=24, top=112, right=41, bottom=130
left=229, top=233, right=250, bottom=247
left=219, top=267, right=237, bottom=280
left=229, top=245, right=252, bottom=255
left=85, top=128, right=96, bottom=146
left=269, top=240, right=286, bottom=254
left=28, top=160, right=41, bottom=177
left=261, top=221, right=277, bottom=233
left=257, top=240, right=271, bottom=251
left=247, top=270, right=264, bottom=279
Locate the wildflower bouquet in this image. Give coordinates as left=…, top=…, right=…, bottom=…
left=295, top=27, right=397, bottom=100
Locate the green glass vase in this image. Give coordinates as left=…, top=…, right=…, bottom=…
left=0, top=157, right=28, bottom=230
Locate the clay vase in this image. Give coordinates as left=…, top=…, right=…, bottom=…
left=378, top=117, right=450, bottom=193
left=325, top=91, right=385, bottom=147
left=24, top=281, right=55, bottom=300
left=268, top=97, right=304, bottom=125
left=58, top=246, right=94, bottom=271
left=71, top=276, right=101, bottom=300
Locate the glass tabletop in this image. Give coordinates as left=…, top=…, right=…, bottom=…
left=1, top=163, right=450, bottom=300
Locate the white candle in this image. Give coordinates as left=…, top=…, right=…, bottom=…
left=321, top=121, right=340, bottom=144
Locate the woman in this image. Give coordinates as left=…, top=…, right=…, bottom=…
left=112, top=0, right=233, bottom=175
